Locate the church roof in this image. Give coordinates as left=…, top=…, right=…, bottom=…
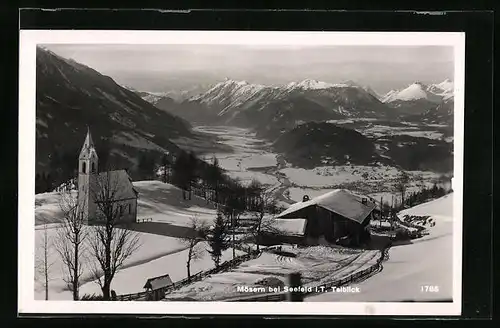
left=96, top=170, right=138, bottom=200
left=276, top=189, right=376, bottom=224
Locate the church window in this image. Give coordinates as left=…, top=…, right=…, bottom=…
left=128, top=203, right=131, bottom=214
left=82, top=162, right=86, bottom=174
left=91, top=162, right=95, bottom=173
left=119, top=205, right=123, bottom=216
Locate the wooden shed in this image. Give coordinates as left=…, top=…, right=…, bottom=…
left=143, top=273, right=173, bottom=301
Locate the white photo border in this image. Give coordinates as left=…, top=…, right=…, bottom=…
left=18, top=30, right=465, bottom=316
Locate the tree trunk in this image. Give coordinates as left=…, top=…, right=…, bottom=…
left=44, top=227, right=49, bottom=300
left=44, top=268, right=48, bottom=301
left=102, top=283, right=111, bottom=301
left=186, top=260, right=191, bottom=281
left=73, top=243, right=79, bottom=300
left=256, top=215, right=263, bottom=252
left=102, top=230, right=112, bottom=300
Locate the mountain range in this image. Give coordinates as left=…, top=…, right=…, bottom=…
left=147, top=79, right=392, bottom=133
left=36, top=47, right=194, bottom=178
left=137, top=78, right=453, bottom=139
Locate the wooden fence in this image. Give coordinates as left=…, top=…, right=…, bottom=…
left=115, top=240, right=392, bottom=302
left=221, top=242, right=392, bottom=302
left=114, top=249, right=262, bottom=301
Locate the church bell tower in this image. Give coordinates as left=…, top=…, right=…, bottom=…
left=78, top=127, right=98, bottom=223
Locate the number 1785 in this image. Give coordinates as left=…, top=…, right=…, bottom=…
left=421, top=285, right=439, bottom=292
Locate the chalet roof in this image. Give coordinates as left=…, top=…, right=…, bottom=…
left=96, top=170, right=138, bottom=200
left=276, top=189, right=376, bottom=224
left=262, top=217, right=307, bottom=236
left=143, top=274, right=173, bottom=290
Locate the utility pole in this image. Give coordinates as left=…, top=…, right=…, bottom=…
left=287, top=272, right=303, bottom=302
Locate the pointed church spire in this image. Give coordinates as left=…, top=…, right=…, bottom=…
left=79, top=126, right=96, bottom=158
left=85, top=125, right=94, bottom=148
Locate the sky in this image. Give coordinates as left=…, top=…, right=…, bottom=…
left=43, top=44, right=454, bottom=94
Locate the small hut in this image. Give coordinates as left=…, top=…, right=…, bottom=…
left=143, top=273, right=173, bottom=301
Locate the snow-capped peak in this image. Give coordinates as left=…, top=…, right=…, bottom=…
left=428, top=79, right=454, bottom=94
left=382, top=82, right=429, bottom=103
left=216, top=79, right=251, bottom=87
left=190, top=79, right=267, bottom=108
left=287, top=79, right=349, bottom=90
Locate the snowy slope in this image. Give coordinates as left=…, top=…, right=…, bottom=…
left=35, top=180, right=218, bottom=227
left=307, top=193, right=454, bottom=302
left=75, top=242, right=245, bottom=297
left=190, top=79, right=268, bottom=114
left=133, top=181, right=217, bottom=226
left=34, top=225, right=187, bottom=300
left=36, top=47, right=190, bottom=179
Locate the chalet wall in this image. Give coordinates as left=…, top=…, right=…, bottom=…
left=257, top=233, right=304, bottom=246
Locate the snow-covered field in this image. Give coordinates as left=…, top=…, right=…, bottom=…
left=133, top=181, right=217, bottom=227
left=35, top=181, right=219, bottom=228
left=325, top=119, right=452, bottom=142
left=280, top=165, right=442, bottom=202
left=281, top=165, right=440, bottom=188
left=34, top=225, right=186, bottom=300
left=75, top=242, right=245, bottom=297
left=163, top=246, right=379, bottom=301
left=226, top=170, right=279, bottom=187
left=358, top=124, right=446, bottom=140
left=307, top=193, right=454, bottom=302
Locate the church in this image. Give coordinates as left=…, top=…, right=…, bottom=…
left=77, top=128, right=139, bottom=225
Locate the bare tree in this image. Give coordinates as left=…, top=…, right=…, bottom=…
left=249, top=186, right=281, bottom=252
left=395, top=171, right=410, bottom=209
left=54, top=190, right=88, bottom=300
left=88, top=172, right=141, bottom=300
left=35, top=223, right=55, bottom=300
left=179, top=216, right=208, bottom=281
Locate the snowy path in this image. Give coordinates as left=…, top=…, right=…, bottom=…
left=163, top=246, right=379, bottom=301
